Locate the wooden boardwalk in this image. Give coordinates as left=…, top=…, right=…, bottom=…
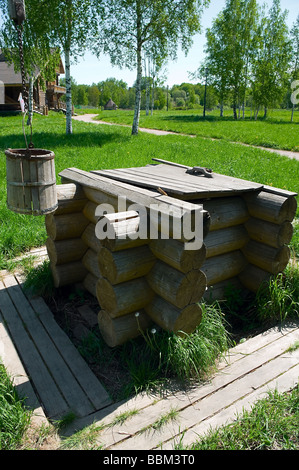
left=0, top=247, right=298, bottom=449
left=64, top=321, right=299, bottom=450
left=0, top=264, right=112, bottom=424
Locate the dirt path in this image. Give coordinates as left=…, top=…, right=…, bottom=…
left=73, top=114, right=299, bottom=161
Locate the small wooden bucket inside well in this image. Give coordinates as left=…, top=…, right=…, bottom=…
left=5, top=148, right=58, bottom=216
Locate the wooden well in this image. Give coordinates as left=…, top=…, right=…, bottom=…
left=44, top=163, right=298, bottom=347
left=5, top=148, right=58, bottom=215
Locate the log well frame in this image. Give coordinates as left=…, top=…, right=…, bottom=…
left=44, top=167, right=298, bottom=347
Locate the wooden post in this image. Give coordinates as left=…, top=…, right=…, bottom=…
left=98, top=245, right=156, bottom=284
left=145, top=295, right=202, bottom=335
left=97, top=309, right=153, bottom=348
left=81, top=223, right=102, bottom=253
left=201, top=250, right=247, bottom=286
left=202, top=197, right=249, bottom=231
left=82, top=249, right=103, bottom=279
left=54, top=183, right=87, bottom=215
left=50, top=261, right=88, bottom=288
left=238, top=264, right=271, bottom=293
left=242, top=240, right=290, bottom=275
left=149, top=238, right=206, bottom=273
left=99, top=211, right=149, bottom=251
left=243, top=191, right=297, bottom=224
left=205, top=225, right=249, bottom=258
left=147, top=261, right=206, bottom=308
left=96, top=277, right=154, bottom=318
left=45, top=212, right=89, bottom=241
left=46, top=237, right=87, bottom=265
left=245, top=218, right=293, bottom=249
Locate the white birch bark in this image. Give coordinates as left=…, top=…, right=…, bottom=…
left=65, top=47, right=73, bottom=134
left=27, top=75, right=34, bottom=126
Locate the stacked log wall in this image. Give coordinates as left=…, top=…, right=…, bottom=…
left=45, top=181, right=297, bottom=347
left=199, top=196, right=250, bottom=302
left=45, top=184, right=89, bottom=287
left=239, top=188, right=297, bottom=292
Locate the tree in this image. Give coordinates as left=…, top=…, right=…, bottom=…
left=251, top=0, right=291, bottom=119
left=93, top=0, right=210, bottom=134
left=290, top=15, right=299, bottom=121
left=0, top=0, right=60, bottom=124
left=88, top=85, right=100, bottom=107
left=197, top=0, right=259, bottom=119
left=31, top=0, right=96, bottom=133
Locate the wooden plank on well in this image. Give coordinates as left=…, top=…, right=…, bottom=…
left=0, top=279, right=69, bottom=419
left=93, top=164, right=264, bottom=199
left=2, top=274, right=97, bottom=418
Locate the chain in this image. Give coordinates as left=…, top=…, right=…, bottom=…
left=17, top=23, right=28, bottom=112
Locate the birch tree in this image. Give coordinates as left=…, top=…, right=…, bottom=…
left=251, top=0, right=291, bottom=119
left=40, top=0, right=96, bottom=134
left=93, top=0, right=210, bottom=135
left=197, top=0, right=259, bottom=119
left=0, top=0, right=59, bottom=124
left=290, top=15, right=299, bottom=121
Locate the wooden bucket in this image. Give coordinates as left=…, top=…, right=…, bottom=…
left=5, top=148, right=58, bottom=216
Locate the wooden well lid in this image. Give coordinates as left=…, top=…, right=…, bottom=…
left=91, top=163, right=264, bottom=200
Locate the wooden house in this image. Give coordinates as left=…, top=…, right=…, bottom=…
left=104, top=99, right=118, bottom=110
left=0, top=51, right=66, bottom=112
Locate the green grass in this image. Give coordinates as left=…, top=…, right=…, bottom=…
left=0, top=365, right=31, bottom=450
left=178, top=385, right=299, bottom=450
left=0, top=111, right=298, bottom=269
left=95, top=107, right=299, bottom=151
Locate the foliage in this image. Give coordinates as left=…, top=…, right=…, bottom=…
left=92, top=0, right=210, bottom=133
left=251, top=0, right=292, bottom=118
left=256, top=262, right=299, bottom=325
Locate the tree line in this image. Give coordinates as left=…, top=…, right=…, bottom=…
left=197, top=0, right=299, bottom=121
left=65, top=77, right=218, bottom=112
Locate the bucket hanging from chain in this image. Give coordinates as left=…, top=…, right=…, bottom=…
left=5, top=148, right=58, bottom=215
left=5, top=0, right=58, bottom=216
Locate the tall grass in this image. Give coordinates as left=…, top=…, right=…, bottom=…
left=0, top=366, right=31, bottom=450
left=256, top=262, right=299, bottom=325
left=125, top=301, right=232, bottom=394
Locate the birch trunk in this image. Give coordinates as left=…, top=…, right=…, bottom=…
left=27, top=75, right=34, bottom=126
left=132, top=4, right=142, bottom=136
left=146, top=57, right=150, bottom=116
left=291, top=104, right=295, bottom=122
left=65, top=47, right=73, bottom=135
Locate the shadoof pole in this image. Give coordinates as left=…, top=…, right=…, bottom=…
left=203, top=67, right=208, bottom=119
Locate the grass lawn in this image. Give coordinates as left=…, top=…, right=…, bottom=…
left=94, top=107, right=299, bottom=151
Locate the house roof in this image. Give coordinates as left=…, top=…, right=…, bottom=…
left=0, top=50, right=65, bottom=86
left=104, top=99, right=117, bottom=108
left=0, top=51, right=39, bottom=85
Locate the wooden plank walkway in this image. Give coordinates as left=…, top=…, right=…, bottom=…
left=0, top=267, right=112, bottom=422
left=0, top=247, right=298, bottom=449
left=64, top=320, right=299, bottom=450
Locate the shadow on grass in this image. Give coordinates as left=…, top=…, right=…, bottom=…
left=0, top=129, right=131, bottom=154
left=162, top=113, right=298, bottom=125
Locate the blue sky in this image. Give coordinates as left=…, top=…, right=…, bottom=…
left=70, top=0, right=299, bottom=87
